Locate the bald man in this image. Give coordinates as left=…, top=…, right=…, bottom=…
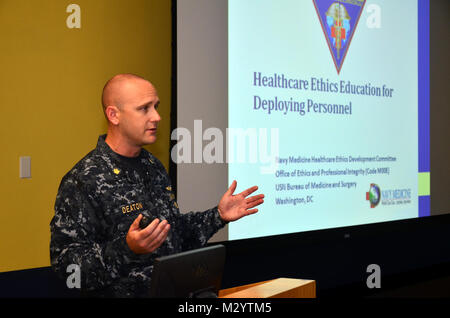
left=50, top=74, right=264, bottom=297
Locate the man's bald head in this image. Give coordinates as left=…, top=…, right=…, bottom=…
left=101, top=73, right=155, bottom=116
left=102, top=73, right=161, bottom=151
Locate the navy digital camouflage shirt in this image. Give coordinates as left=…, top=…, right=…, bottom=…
left=50, top=135, right=227, bottom=297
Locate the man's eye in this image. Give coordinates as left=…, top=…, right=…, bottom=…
left=154, top=104, right=159, bottom=110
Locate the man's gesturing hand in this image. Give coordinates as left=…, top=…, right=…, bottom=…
left=126, top=214, right=170, bottom=254
left=218, top=180, right=265, bottom=222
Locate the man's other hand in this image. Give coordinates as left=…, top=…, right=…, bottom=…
left=218, top=180, right=265, bottom=222
left=126, top=214, right=170, bottom=254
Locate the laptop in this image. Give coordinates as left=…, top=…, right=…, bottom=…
left=148, top=244, right=226, bottom=298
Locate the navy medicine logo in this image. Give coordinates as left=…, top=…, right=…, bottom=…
left=312, top=0, right=366, bottom=74
left=366, top=183, right=381, bottom=208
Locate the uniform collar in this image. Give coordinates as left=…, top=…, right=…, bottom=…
left=96, top=134, right=121, bottom=160
left=96, top=134, right=152, bottom=166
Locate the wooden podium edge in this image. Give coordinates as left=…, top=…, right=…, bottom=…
left=219, top=278, right=316, bottom=298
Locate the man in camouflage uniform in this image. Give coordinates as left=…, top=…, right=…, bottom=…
left=50, top=74, right=264, bottom=297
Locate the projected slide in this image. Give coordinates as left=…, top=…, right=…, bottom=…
left=228, top=0, right=430, bottom=240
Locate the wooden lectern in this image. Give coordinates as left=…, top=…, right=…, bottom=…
left=219, top=278, right=316, bottom=298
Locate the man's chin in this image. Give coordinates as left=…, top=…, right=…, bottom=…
left=142, top=136, right=157, bottom=145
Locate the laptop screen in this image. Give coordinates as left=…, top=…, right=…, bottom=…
left=149, top=244, right=226, bottom=298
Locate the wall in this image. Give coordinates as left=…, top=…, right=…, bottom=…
left=176, top=0, right=229, bottom=242
left=0, top=0, right=171, bottom=272
left=430, top=0, right=450, bottom=215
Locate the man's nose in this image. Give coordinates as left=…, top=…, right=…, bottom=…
left=150, top=108, right=161, bottom=122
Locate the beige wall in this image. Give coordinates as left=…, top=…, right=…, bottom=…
left=0, top=0, right=172, bottom=272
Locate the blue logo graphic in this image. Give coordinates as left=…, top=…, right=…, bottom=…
left=366, top=183, right=381, bottom=208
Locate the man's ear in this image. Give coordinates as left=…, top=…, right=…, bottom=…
left=105, top=105, right=120, bottom=125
